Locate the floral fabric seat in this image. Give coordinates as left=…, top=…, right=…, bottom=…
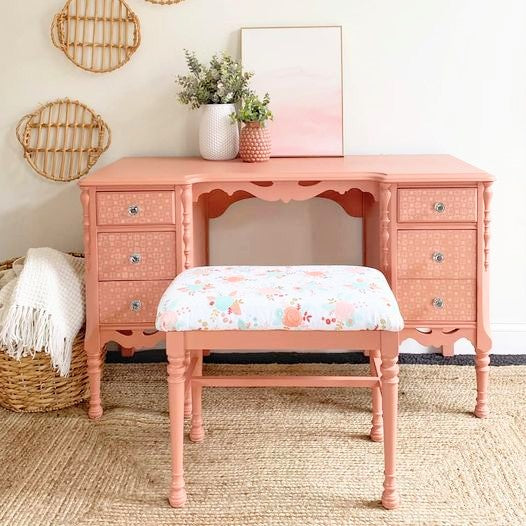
left=156, top=265, right=404, bottom=332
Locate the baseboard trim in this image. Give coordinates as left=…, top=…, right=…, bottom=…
left=490, top=323, right=526, bottom=355
left=106, top=349, right=526, bottom=366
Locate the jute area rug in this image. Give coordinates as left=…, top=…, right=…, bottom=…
left=0, top=363, right=525, bottom=526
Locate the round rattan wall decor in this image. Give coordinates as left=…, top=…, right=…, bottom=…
left=145, top=0, right=186, bottom=4
left=16, top=98, right=111, bottom=182
left=51, top=0, right=141, bottom=73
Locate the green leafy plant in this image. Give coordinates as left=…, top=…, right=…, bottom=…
left=230, top=93, right=273, bottom=126
left=176, top=50, right=253, bottom=109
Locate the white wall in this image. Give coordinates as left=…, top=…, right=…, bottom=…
left=1, top=0, right=525, bottom=353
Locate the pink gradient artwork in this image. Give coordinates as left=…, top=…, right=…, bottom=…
left=241, top=26, right=344, bottom=157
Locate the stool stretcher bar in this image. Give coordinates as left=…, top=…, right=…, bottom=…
left=190, top=375, right=380, bottom=389
left=185, top=354, right=380, bottom=389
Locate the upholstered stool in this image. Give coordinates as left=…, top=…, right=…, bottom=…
left=156, top=265, right=404, bottom=509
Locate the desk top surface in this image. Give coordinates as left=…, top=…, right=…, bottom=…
left=80, top=155, right=493, bottom=187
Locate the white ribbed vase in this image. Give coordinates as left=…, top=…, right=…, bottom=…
left=198, top=103, right=239, bottom=160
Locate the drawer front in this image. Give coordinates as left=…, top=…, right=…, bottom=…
left=397, top=230, right=476, bottom=279
left=97, top=191, right=175, bottom=225
left=397, top=279, right=476, bottom=321
left=98, top=232, right=176, bottom=281
left=99, top=280, right=170, bottom=324
left=398, top=188, right=477, bottom=222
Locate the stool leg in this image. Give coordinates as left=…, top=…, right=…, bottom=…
left=369, top=349, right=383, bottom=442
left=184, top=350, right=192, bottom=418
left=190, top=350, right=205, bottom=443
left=380, top=332, right=400, bottom=510
left=166, top=332, right=187, bottom=508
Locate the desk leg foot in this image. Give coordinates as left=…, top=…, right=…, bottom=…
left=88, top=405, right=103, bottom=420
left=475, top=348, right=490, bottom=418
left=167, top=333, right=187, bottom=508
left=120, top=346, right=136, bottom=358
left=369, top=349, right=383, bottom=442
left=86, top=338, right=104, bottom=420
left=190, top=350, right=205, bottom=443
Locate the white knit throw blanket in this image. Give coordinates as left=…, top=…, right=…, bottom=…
left=0, top=248, right=85, bottom=376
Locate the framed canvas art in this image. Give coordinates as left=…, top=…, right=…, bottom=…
left=241, top=26, right=343, bottom=157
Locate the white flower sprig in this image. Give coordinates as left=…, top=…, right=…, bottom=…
left=176, top=50, right=254, bottom=109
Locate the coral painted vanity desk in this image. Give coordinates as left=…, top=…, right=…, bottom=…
left=79, top=155, right=493, bottom=420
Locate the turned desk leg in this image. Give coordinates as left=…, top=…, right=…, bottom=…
left=475, top=348, right=490, bottom=418
left=369, top=349, right=383, bottom=442
left=476, top=182, right=492, bottom=418
left=380, top=332, right=400, bottom=510
left=190, top=350, right=205, bottom=443
left=167, top=332, right=187, bottom=508
left=86, top=335, right=104, bottom=420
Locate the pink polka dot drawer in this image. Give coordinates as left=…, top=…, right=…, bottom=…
left=397, top=279, right=476, bottom=322
left=96, top=191, right=175, bottom=225
left=97, top=231, right=176, bottom=281
left=398, top=188, right=477, bottom=222
left=98, top=280, right=171, bottom=324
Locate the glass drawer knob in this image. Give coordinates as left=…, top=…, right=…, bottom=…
left=130, top=299, right=142, bottom=312
left=432, top=252, right=445, bottom=263
left=128, top=204, right=140, bottom=216
left=432, top=297, right=444, bottom=309
left=434, top=202, right=446, bottom=213
left=129, top=253, right=141, bottom=265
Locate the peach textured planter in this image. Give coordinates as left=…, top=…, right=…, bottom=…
left=239, top=122, right=271, bottom=162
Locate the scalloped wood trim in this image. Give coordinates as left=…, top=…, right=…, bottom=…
left=100, top=328, right=165, bottom=349
left=401, top=327, right=476, bottom=356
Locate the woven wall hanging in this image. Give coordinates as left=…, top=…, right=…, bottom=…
left=16, top=98, right=111, bottom=182
left=51, top=0, right=141, bottom=73
left=145, top=0, right=186, bottom=4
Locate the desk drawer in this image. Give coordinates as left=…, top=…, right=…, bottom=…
left=398, top=188, right=477, bottom=222
left=99, top=280, right=170, bottom=324
left=397, top=279, right=476, bottom=321
left=97, top=191, right=175, bottom=225
left=397, top=230, right=476, bottom=279
left=98, top=232, right=176, bottom=281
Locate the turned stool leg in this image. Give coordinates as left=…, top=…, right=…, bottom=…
left=166, top=332, right=187, bottom=508
left=380, top=332, right=400, bottom=510
left=86, top=333, right=104, bottom=420
left=369, top=349, right=383, bottom=442
left=475, top=348, right=490, bottom=418
left=184, top=350, right=192, bottom=418
left=190, top=350, right=205, bottom=443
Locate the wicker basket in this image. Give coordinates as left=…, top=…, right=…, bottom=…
left=0, top=256, right=89, bottom=412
